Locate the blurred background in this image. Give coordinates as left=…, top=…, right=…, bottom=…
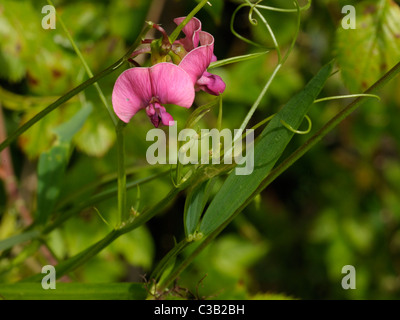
left=1, top=0, right=400, bottom=299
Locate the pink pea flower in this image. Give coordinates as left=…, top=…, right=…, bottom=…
left=112, top=17, right=226, bottom=127
left=112, top=62, right=195, bottom=127
left=173, top=17, right=226, bottom=96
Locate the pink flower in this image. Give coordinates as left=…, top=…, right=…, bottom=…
left=112, top=17, right=226, bottom=127
left=173, top=17, right=226, bottom=96
left=112, top=63, right=195, bottom=127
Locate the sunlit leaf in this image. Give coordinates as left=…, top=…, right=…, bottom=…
left=0, top=0, right=34, bottom=82
left=336, top=0, right=400, bottom=91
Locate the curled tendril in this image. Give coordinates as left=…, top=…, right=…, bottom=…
left=280, top=114, right=312, bottom=135
left=230, top=3, right=265, bottom=48
left=248, top=0, right=263, bottom=26
left=231, top=0, right=304, bottom=63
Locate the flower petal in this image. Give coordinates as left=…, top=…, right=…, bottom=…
left=112, top=68, right=152, bottom=123
left=196, top=71, right=226, bottom=95
left=178, top=31, right=215, bottom=84
left=146, top=104, right=160, bottom=127
left=149, top=62, right=195, bottom=108
left=146, top=102, right=175, bottom=127
left=155, top=102, right=175, bottom=126
left=173, top=16, right=202, bottom=51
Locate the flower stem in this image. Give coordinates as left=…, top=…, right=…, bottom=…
left=116, top=120, right=127, bottom=226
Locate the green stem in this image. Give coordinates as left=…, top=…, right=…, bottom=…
left=217, top=94, right=223, bottom=131
left=150, top=239, right=189, bottom=282
left=116, top=121, right=127, bottom=226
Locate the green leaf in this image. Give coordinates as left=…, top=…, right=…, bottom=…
left=53, top=103, right=93, bottom=143
left=36, top=105, right=92, bottom=225
left=336, top=0, right=400, bottom=92
left=184, top=179, right=215, bottom=237
left=199, top=61, right=334, bottom=236
left=0, top=283, right=147, bottom=300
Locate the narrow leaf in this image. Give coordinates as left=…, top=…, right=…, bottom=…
left=208, top=51, right=269, bottom=69
left=0, top=230, right=40, bottom=252
left=184, top=179, right=215, bottom=237
left=199, top=61, right=334, bottom=236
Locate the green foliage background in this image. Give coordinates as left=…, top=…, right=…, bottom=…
left=1, top=0, right=400, bottom=299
